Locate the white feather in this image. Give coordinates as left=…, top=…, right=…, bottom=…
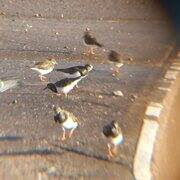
left=60, top=78, right=82, bottom=94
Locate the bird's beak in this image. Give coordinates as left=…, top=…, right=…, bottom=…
left=43, top=87, right=47, bottom=90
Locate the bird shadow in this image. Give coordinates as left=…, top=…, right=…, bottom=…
left=0, top=148, right=65, bottom=156
left=50, top=143, right=131, bottom=170
left=1, top=48, right=73, bottom=55
left=0, top=135, right=23, bottom=141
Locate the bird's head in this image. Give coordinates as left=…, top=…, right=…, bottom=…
left=52, top=105, right=62, bottom=113
left=43, top=83, right=58, bottom=93
left=48, top=58, right=58, bottom=65
left=85, top=64, right=93, bottom=72
left=80, top=69, right=88, bottom=77
left=111, top=120, right=119, bottom=129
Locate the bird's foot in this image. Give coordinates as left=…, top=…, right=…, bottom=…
left=107, top=149, right=115, bottom=159
left=61, top=135, right=66, bottom=141
left=40, top=75, right=47, bottom=81
left=56, top=93, right=61, bottom=97
left=107, top=144, right=115, bottom=159
left=112, top=70, right=120, bottom=78
left=83, top=48, right=95, bottom=56
left=89, top=48, right=95, bottom=55
left=90, top=50, right=95, bottom=55
left=65, top=94, right=69, bottom=99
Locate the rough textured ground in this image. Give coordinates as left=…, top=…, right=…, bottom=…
left=0, top=0, right=175, bottom=179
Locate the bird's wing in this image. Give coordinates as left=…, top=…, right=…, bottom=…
left=55, top=77, right=80, bottom=87
left=61, top=110, right=69, bottom=121
left=0, top=79, right=21, bottom=93
left=108, top=50, right=120, bottom=63
left=64, top=110, right=79, bottom=123
left=34, top=60, right=53, bottom=70
left=70, top=113, right=79, bottom=122
left=84, top=33, right=103, bottom=47
left=54, top=78, right=70, bottom=87
left=111, top=127, right=119, bottom=137
left=56, top=66, right=84, bottom=74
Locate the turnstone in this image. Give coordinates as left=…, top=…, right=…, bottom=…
left=83, top=28, right=103, bottom=55
left=108, top=50, right=123, bottom=75
left=31, top=58, right=57, bottom=81
left=103, top=120, right=123, bottom=159
left=56, top=64, right=93, bottom=78
left=44, top=71, right=86, bottom=97
left=0, top=77, right=21, bottom=93
left=53, top=105, right=79, bottom=141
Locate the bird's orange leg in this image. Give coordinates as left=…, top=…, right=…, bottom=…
left=61, top=127, right=66, bottom=141
left=89, top=47, right=95, bottom=55
left=69, top=128, right=75, bottom=138
left=107, top=143, right=114, bottom=159
left=39, top=75, right=47, bottom=81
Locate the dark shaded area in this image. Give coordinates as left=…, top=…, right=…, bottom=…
left=0, top=148, right=64, bottom=156
left=51, top=143, right=132, bottom=171
left=161, top=0, right=180, bottom=40
left=0, top=135, right=22, bottom=141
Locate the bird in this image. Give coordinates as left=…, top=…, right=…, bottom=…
left=107, top=50, right=123, bottom=76
left=43, top=71, right=87, bottom=97
left=52, top=105, right=79, bottom=141
left=31, top=58, right=57, bottom=81
left=55, top=64, right=93, bottom=78
left=83, top=27, right=103, bottom=55
left=103, top=120, right=123, bottom=159
left=0, top=77, right=21, bottom=93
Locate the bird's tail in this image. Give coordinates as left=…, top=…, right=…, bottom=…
left=55, top=68, right=65, bottom=72
left=30, top=67, right=38, bottom=71
left=95, top=42, right=104, bottom=48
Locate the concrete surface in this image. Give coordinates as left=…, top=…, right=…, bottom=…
left=0, top=0, right=176, bottom=179
left=152, top=64, right=180, bottom=180
left=154, top=78, right=180, bottom=180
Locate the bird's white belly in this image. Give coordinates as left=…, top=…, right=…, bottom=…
left=63, top=118, right=78, bottom=129
left=31, top=68, right=53, bottom=75
left=112, top=134, right=123, bottom=145
left=61, top=79, right=81, bottom=94
left=61, top=84, right=75, bottom=94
